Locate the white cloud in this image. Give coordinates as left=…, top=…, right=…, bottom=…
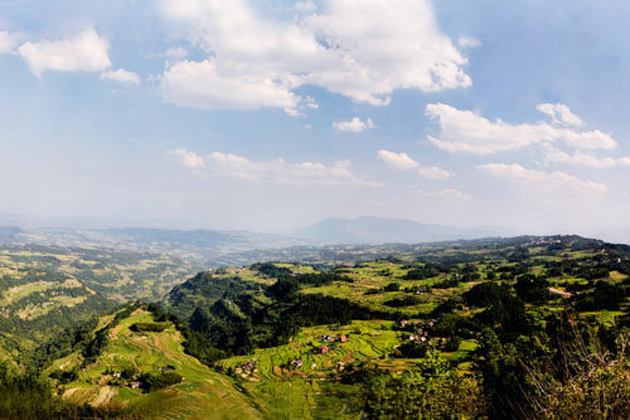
left=377, top=150, right=418, bottom=169
left=478, top=163, right=608, bottom=196
left=100, top=69, right=140, bottom=85
left=172, top=150, right=380, bottom=187
left=333, top=117, right=376, bottom=132
left=543, top=144, right=630, bottom=168
left=303, top=0, right=471, bottom=103
left=17, top=29, right=111, bottom=78
left=161, top=59, right=302, bottom=114
left=169, top=148, right=205, bottom=168
left=417, top=166, right=451, bottom=180
left=536, top=103, right=583, bottom=127
left=158, top=0, right=471, bottom=113
left=426, top=103, right=616, bottom=154
left=561, top=130, right=617, bottom=150
left=417, top=188, right=471, bottom=201
left=0, top=31, right=19, bottom=54
left=377, top=149, right=450, bottom=179
left=458, top=36, right=481, bottom=48
left=164, top=47, right=188, bottom=60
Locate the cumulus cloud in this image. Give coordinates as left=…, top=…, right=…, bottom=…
left=426, top=103, right=616, bottom=154
left=458, top=36, right=481, bottom=48
left=169, top=148, right=205, bottom=168
left=333, top=117, right=376, bottom=132
left=536, top=103, right=583, bottom=126
left=158, top=0, right=471, bottom=114
left=100, top=69, right=140, bottom=85
left=417, top=166, right=451, bottom=180
left=161, top=59, right=303, bottom=114
left=0, top=31, right=19, bottom=54
left=377, top=149, right=450, bottom=179
left=417, top=188, right=471, bottom=201
left=478, top=163, right=608, bottom=196
left=377, top=150, right=418, bottom=169
left=17, top=29, right=111, bottom=78
left=171, top=149, right=379, bottom=187
left=543, top=144, right=630, bottom=168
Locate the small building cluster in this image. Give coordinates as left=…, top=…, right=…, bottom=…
left=397, top=319, right=436, bottom=342
left=398, top=319, right=436, bottom=330
left=234, top=360, right=260, bottom=382
left=313, top=334, right=350, bottom=355
left=320, top=334, right=349, bottom=343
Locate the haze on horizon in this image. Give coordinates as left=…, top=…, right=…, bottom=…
left=1, top=1, right=629, bottom=242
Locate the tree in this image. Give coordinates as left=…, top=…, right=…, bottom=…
left=515, top=274, right=550, bottom=304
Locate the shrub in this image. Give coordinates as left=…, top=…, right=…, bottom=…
left=383, top=283, right=400, bottom=292
left=138, top=372, right=183, bottom=393
left=383, top=296, right=422, bottom=308
left=130, top=322, right=169, bottom=333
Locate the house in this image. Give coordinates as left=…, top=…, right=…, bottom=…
left=339, top=335, right=349, bottom=343
left=161, top=365, right=176, bottom=372
left=290, top=358, right=303, bottom=368
left=319, top=345, right=329, bottom=354
left=242, top=361, right=256, bottom=372
left=129, top=381, right=141, bottom=390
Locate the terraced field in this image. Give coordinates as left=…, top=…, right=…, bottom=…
left=50, top=309, right=261, bottom=419
left=0, top=246, right=199, bottom=302
left=0, top=245, right=201, bottom=361
left=216, top=320, right=476, bottom=418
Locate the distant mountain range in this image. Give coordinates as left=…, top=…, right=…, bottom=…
left=292, top=216, right=514, bottom=245
left=0, top=215, right=515, bottom=266
left=0, top=226, right=303, bottom=265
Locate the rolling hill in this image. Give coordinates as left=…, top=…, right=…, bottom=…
left=4, top=235, right=630, bottom=418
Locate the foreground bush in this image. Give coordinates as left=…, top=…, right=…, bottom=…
left=529, top=333, right=630, bottom=419
left=362, top=349, right=486, bottom=419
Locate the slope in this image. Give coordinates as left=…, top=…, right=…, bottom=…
left=46, top=307, right=261, bottom=419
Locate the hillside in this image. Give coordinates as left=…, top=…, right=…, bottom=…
left=4, top=235, right=630, bottom=418
left=0, top=245, right=199, bottom=365
left=45, top=307, right=261, bottom=419
left=158, top=235, right=630, bottom=418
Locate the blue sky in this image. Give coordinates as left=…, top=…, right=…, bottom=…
left=1, top=0, right=629, bottom=239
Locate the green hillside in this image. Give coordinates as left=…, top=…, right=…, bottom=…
left=47, top=307, right=261, bottom=419
left=0, top=245, right=199, bottom=364
left=4, top=235, right=630, bottom=418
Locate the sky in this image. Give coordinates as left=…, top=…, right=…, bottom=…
left=1, top=0, right=630, bottom=240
